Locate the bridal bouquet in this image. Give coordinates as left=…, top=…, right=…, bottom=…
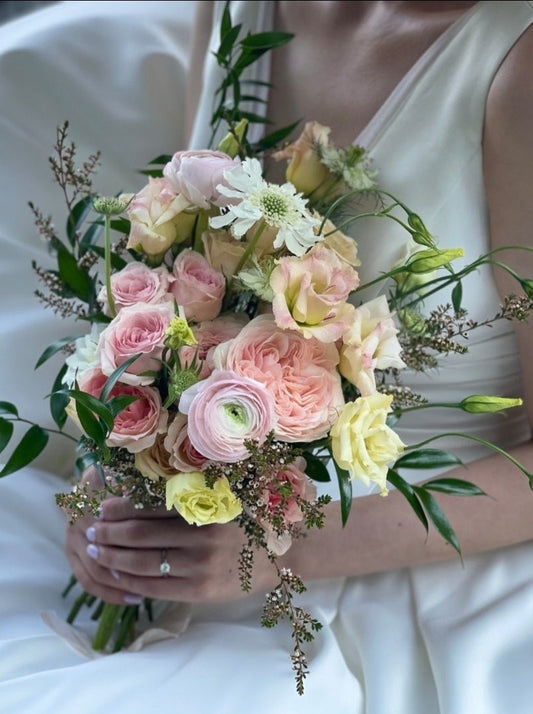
left=2, top=3, right=532, bottom=694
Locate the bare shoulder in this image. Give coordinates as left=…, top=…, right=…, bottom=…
left=485, top=21, right=533, bottom=144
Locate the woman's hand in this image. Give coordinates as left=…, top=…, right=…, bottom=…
left=64, top=473, right=277, bottom=606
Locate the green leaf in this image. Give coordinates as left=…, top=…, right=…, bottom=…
left=100, top=355, right=140, bottom=402
left=394, top=448, right=463, bottom=470
left=0, top=401, right=19, bottom=417
left=0, top=425, right=49, bottom=477
left=413, top=486, right=461, bottom=555
left=69, top=391, right=115, bottom=432
left=35, top=336, right=77, bottom=369
left=74, top=400, right=108, bottom=445
left=451, top=281, right=463, bottom=313
left=0, top=418, right=14, bottom=453
left=107, top=395, right=139, bottom=417
left=332, top=461, right=352, bottom=526
left=387, top=470, right=428, bottom=531
left=75, top=451, right=100, bottom=477
left=253, top=120, right=300, bottom=152
left=50, top=365, right=70, bottom=429
left=220, top=2, right=233, bottom=44
left=66, top=195, right=94, bottom=247
left=240, top=31, right=294, bottom=51
left=57, top=242, right=92, bottom=301
left=217, top=24, right=241, bottom=61
left=423, top=478, right=485, bottom=497
left=79, top=221, right=103, bottom=254
left=302, top=451, right=331, bottom=483
left=146, top=154, right=172, bottom=166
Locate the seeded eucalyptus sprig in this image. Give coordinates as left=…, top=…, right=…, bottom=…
left=209, top=1, right=297, bottom=157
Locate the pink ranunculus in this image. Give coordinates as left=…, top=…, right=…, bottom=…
left=97, top=302, right=175, bottom=385
left=178, top=369, right=276, bottom=463
left=163, top=150, right=240, bottom=209
left=213, top=314, right=344, bottom=442
left=270, top=244, right=359, bottom=342
left=179, top=313, right=249, bottom=378
left=339, top=295, right=406, bottom=396
left=260, top=456, right=317, bottom=555
left=74, top=368, right=167, bottom=453
left=163, top=412, right=209, bottom=472
left=171, top=249, right=226, bottom=323
left=97, top=262, right=173, bottom=314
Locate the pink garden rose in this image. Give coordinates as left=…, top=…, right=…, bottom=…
left=179, top=313, right=249, bottom=378
left=97, top=262, right=173, bottom=314
left=171, top=249, right=226, bottom=323
left=270, top=244, right=359, bottom=342
left=179, top=369, right=276, bottom=463
left=73, top=368, right=167, bottom=453
left=163, top=150, right=240, bottom=209
left=213, top=314, right=345, bottom=442
left=97, top=302, right=175, bottom=385
left=339, top=295, right=405, bottom=396
left=125, top=177, right=191, bottom=257
left=163, top=413, right=209, bottom=472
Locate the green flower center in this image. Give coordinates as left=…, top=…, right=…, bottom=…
left=256, top=187, right=291, bottom=225
left=224, top=402, right=248, bottom=427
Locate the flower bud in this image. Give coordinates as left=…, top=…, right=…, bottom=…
left=216, top=119, right=249, bottom=158
left=406, top=248, right=464, bottom=274
left=93, top=196, right=128, bottom=216
left=398, top=308, right=427, bottom=335
left=165, top=317, right=198, bottom=351
left=460, top=395, right=523, bottom=414
left=520, top=278, right=533, bottom=299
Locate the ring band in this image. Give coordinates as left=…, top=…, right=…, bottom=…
left=159, top=548, right=171, bottom=577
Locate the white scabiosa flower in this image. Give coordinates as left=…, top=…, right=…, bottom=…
left=210, top=157, right=321, bottom=256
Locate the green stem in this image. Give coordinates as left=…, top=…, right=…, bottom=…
left=406, top=432, right=533, bottom=481
left=104, top=214, right=116, bottom=318
left=92, top=603, right=126, bottom=651
left=234, top=220, right=267, bottom=275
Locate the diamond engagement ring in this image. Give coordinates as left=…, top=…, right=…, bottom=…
left=159, top=548, right=171, bottom=577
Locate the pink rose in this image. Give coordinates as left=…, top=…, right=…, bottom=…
left=163, top=150, right=240, bottom=209
left=171, top=249, right=226, bottom=323
left=74, top=368, right=167, bottom=453
left=179, top=313, right=249, bottom=378
left=270, top=244, right=359, bottom=342
left=125, top=177, right=191, bottom=257
left=163, top=413, right=209, bottom=472
left=97, top=302, right=175, bottom=385
left=98, top=262, right=173, bottom=314
left=179, top=369, right=276, bottom=463
left=213, top=314, right=345, bottom=442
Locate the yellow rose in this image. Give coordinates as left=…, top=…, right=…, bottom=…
left=165, top=472, right=242, bottom=526
left=330, top=394, right=405, bottom=495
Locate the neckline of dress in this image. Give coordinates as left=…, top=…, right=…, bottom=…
left=354, top=1, right=484, bottom=150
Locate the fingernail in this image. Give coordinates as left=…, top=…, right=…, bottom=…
left=87, top=544, right=99, bottom=560
left=124, top=594, right=143, bottom=605
left=110, top=569, right=120, bottom=580
left=86, top=526, right=96, bottom=542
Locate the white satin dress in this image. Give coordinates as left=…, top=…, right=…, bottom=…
left=1, top=2, right=533, bottom=713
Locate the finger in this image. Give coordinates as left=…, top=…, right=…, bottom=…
left=88, top=517, right=215, bottom=549
left=99, top=496, right=173, bottom=522
left=67, top=546, right=145, bottom=606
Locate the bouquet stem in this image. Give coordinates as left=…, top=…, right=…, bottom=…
left=92, top=603, right=128, bottom=651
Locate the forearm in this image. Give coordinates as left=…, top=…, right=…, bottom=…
left=282, top=440, right=533, bottom=580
